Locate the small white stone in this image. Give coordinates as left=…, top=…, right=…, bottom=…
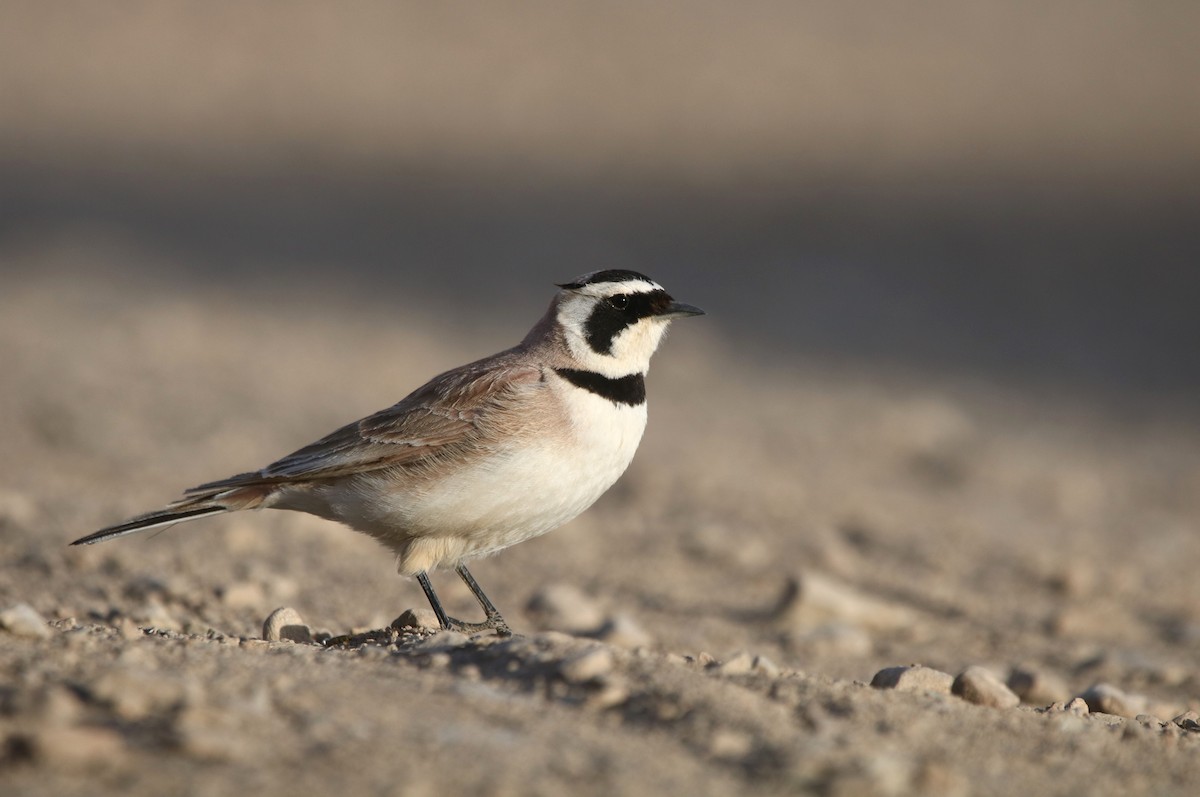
left=952, top=666, right=1020, bottom=709
left=391, top=608, right=440, bottom=632
left=0, top=602, right=51, bottom=639
left=718, top=651, right=757, bottom=675
left=262, top=607, right=312, bottom=644
left=559, top=646, right=615, bottom=684
left=752, top=655, right=781, bottom=677
left=134, top=598, right=181, bottom=632
left=870, top=665, right=954, bottom=694
left=716, top=651, right=780, bottom=677
left=1079, top=683, right=1147, bottom=718
left=1066, top=696, right=1090, bottom=715
left=1046, top=696, right=1090, bottom=716
left=1007, top=666, right=1070, bottom=706
left=525, top=584, right=607, bottom=634
left=595, top=613, right=652, bottom=649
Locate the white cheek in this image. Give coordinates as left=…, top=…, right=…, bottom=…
left=557, top=296, right=670, bottom=377
left=610, top=320, right=668, bottom=370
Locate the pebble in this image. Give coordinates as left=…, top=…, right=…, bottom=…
left=772, top=571, right=915, bottom=631
left=262, top=607, right=313, bottom=644
left=754, top=655, right=782, bottom=677
left=718, top=652, right=781, bottom=677
left=134, top=598, right=181, bottom=632
left=525, top=584, right=606, bottom=634
left=870, top=665, right=954, bottom=694
left=594, top=613, right=652, bottom=649
left=0, top=602, right=51, bottom=638
left=716, top=652, right=756, bottom=675
left=391, top=608, right=440, bottom=631
left=1134, top=714, right=1176, bottom=736
left=1046, top=697, right=1091, bottom=716
left=1088, top=712, right=1127, bottom=728
left=1006, top=665, right=1070, bottom=706
left=952, top=666, right=1020, bottom=709
left=1172, top=711, right=1200, bottom=733
left=1078, top=683, right=1148, bottom=718
left=559, top=646, right=615, bottom=684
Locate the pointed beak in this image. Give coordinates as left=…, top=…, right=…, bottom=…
left=658, top=301, right=705, bottom=319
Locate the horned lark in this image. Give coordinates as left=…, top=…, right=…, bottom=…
left=73, top=270, right=704, bottom=636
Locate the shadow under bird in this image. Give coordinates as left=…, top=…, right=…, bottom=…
left=72, top=270, right=704, bottom=635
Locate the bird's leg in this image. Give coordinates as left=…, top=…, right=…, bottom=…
left=416, top=571, right=453, bottom=630
left=415, top=568, right=512, bottom=637
left=454, top=563, right=513, bottom=636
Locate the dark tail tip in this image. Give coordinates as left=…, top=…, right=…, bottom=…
left=71, top=506, right=226, bottom=546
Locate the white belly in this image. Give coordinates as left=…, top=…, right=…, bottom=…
left=284, top=390, right=648, bottom=574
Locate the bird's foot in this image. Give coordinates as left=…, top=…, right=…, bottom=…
left=443, top=613, right=513, bottom=637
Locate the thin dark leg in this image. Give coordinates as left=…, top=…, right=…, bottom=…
left=416, top=571, right=452, bottom=630
left=455, top=563, right=512, bottom=636
left=415, top=567, right=512, bottom=637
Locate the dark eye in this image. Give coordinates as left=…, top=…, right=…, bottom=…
left=607, top=295, right=629, bottom=310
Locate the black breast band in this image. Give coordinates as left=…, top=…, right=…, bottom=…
left=553, top=369, right=646, bottom=406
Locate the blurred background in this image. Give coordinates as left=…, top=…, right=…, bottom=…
left=1, top=0, right=1197, bottom=401
left=3, top=12, right=1200, bottom=777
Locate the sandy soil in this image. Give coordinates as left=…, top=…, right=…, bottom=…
left=1, top=4, right=1198, bottom=794
left=1, top=265, right=1198, bottom=797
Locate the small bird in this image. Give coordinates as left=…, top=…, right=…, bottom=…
left=72, top=270, right=703, bottom=636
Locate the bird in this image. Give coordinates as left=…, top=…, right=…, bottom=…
left=72, top=270, right=704, bottom=636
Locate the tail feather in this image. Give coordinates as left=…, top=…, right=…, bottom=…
left=71, top=505, right=228, bottom=546
left=72, top=484, right=272, bottom=546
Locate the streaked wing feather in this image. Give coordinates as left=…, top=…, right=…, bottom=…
left=187, top=358, right=543, bottom=492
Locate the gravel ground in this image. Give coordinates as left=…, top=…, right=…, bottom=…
left=2, top=267, right=1199, bottom=796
